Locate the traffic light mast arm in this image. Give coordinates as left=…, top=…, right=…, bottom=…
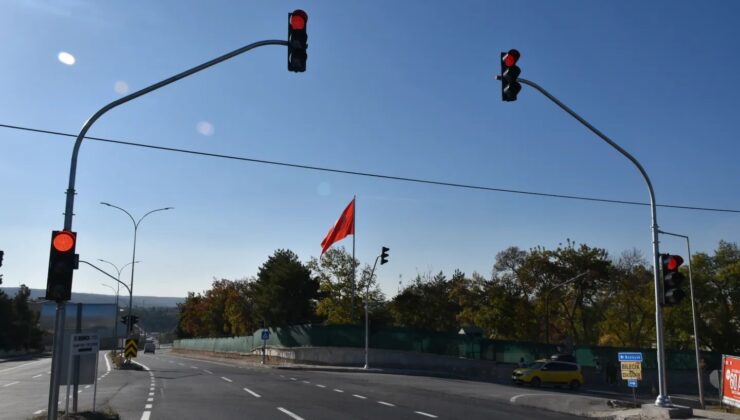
left=501, top=75, right=669, bottom=406
left=62, top=39, right=289, bottom=231
left=79, top=260, right=132, bottom=297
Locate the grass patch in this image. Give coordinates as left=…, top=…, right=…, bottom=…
left=109, top=353, right=143, bottom=371
left=30, top=406, right=120, bottom=419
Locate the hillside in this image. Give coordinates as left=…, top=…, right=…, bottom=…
left=0, top=287, right=184, bottom=308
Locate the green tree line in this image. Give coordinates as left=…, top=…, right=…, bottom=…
left=176, top=241, right=739, bottom=354
left=0, top=285, right=44, bottom=352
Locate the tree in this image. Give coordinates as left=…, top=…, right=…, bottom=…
left=389, top=271, right=460, bottom=332
left=308, top=247, right=384, bottom=324
left=251, top=249, right=319, bottom=327
left=597, top=249, right=655, bottom=347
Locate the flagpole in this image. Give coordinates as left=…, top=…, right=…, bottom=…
left=352, top=195, right=356, bottom=325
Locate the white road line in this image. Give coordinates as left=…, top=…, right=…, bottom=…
left=352, top=394, right=367, bottom=399
left=3, top=381, right=20, bottom=387
left=149, top=392, right=154, bottom=396
left=509, top=393, right=557, bottom=403
left=316, top=384, right=326, bottom=388
left=177, top=363, right=185, bottom=366
left=85, top=385, right=91, bottom=389
left=33, top=409, right=45, bottom=415
left=149, top=387, right=155, bottom=391
left=0, top=359, right=47, bottom=374
left=302, top=380, right=310, bottom=384
left=221, top=377, right=233, bottom=383
left=414, top=411, right=438, bottom=418
left=277, top=407, right=304, bottom=420
left=105, top=352, right=111, bottom=372
left=290, top=377, right=297, bottom=381
left=378, top=401, right=395, bottom=407
left=145, top=404, right=152, bottom=409
left=243, top=387, right=261, bottom=398
left=140, top=411, right=151, bottom=420
left=190, top=366, right=198, bottom=369
left=333, top=388, right=344, bottom=393
left=203, top=369, right=213, bottom=374
left=32, top=374, right=43, bottom=378
left=147, top=397, right=153, bottom=402
left=132, top=360, right=151, bottom=371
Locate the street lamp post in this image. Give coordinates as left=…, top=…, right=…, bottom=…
left=99, top=283, right=119, bottom=354
left=100, top=203, right=172, bottom=337
left=544, top=272, right=589, bottom=345
left=658, top=230, right=704, bottom=408
left=98, top=259, right=139, bottom=354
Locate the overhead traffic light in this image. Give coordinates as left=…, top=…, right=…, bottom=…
left=500, top=49, right=521, bottom=101
left=380, top=246, right=389, bottom=265
left=288, top=9, right=308, bottom=72
left=0, top=250, right=4, bottom=267
left=45, top=230, right=78, bottom=301
left=661, top=254, right=686, bottom=306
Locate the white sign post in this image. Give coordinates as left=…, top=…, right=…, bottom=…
left=65, top=334, right=100, bottom=415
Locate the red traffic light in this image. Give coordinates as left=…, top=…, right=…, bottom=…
left=665, top=255, right=684, bottom=271
left=52, top=231, right=76, bottom=252
left=290, top=9, right=308, bottom=30
left=503, top=49, right=520, bottom=67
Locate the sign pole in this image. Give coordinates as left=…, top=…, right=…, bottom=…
left=65, top=341, right=73, bottom=416
left=92, top=351, right=99, bottom=412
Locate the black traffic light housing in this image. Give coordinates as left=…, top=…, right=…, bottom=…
left=661, top=254, right=686, bottom=306
left=500, top=49, right=521, bottom=101
left=45, top=230, right=79, bottom=302
left=0, top=250, right=4, bottom=267
left=380, top=246, right=390, bottom=265
left=288, top=9, right=308, bottom=72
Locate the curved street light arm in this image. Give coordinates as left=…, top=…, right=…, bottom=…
left=64, top=40, right=288, bottom=230
left=79, top=260, right=131, bottom=296
left=136, top=207, right=174, bottom=229
left=100, top=202, right=136, bottom=228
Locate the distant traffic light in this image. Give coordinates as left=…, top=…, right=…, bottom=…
left=0, top=250, right=4, bottom=267
left=288, top=9, right=308, bottom=72
left=380, top=246, right=390, bottom=265
left=120, top=315, right=139, bottom=326
left=45, top=230, right=78, bottom=301
left=500, top=49, right=521, bottom=102
left=661, top=254, right=686, bottom=306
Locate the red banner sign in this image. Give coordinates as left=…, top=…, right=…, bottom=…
left=722, top=355, right=740, bottom=409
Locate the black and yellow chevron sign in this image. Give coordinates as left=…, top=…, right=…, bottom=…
left=124, top=339, right=138, bottom=358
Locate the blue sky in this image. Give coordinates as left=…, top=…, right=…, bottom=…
left=0, top=0, right=737, bottom=299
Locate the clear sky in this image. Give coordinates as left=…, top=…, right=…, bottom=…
left=0, top=0, right=738, bottom=299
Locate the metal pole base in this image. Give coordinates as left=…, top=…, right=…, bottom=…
left=654, top=395, right=672, bottom=407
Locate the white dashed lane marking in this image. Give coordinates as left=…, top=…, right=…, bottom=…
left=378, top=401, right=395, bottom=407
left=316, top=384, right=326, bottom=388
left=221, top=377, right=233, bottom=383
left=277, top=407, right=304, bottom=420
left=3, top=381, right=19, bottom=387
left=415, top=411, right=438, bottom=418
left=243, top=387, right=261, bottom=398
left=203, top=369, right=213, bottom=374
left=32, top=374, right=42, bottom=378
left=352, top=394, right=367, bottom=399
left=333, top=388, right=344, bottom=393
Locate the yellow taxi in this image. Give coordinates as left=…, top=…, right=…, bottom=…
left=512, top=360, right=584, bottom=390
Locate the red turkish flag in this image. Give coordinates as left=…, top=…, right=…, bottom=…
left=321, top=198, right=355, bottom=255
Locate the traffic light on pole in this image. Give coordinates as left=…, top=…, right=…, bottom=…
left=661, top=254, right=686, bottom=306
left=288, top=9, right=308, bottom=72
left=45, top=230, right=78, bottom=301
left=500, top=49, right=521, bottom=101
left=380, top=247, right=390, bottom=265
left=0, top=250, right=4, bottom=267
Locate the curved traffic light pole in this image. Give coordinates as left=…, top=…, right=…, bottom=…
left=48, top=39, right=289, bottom=420
left=501, top=75, right=671, bottom=407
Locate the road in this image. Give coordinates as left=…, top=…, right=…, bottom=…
left=1, top=350, right=583, bottom=419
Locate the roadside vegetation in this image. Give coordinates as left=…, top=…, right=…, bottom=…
left=176, top=240, right=738, bottom=354
left=0, top=284, right=44, bottom=354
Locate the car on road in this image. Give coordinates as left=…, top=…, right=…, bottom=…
left=144, top=342, right=156, bottom=354
left=512, top=360, right=583, bottom=390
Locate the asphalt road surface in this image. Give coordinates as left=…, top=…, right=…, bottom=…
left=0, top=350, right=583, bottom=419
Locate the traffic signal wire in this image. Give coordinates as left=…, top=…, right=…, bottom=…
left=0, top=122, right=738, bottom=214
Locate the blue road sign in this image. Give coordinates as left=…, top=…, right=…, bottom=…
left=261, top=329, right=270, bottom=341
left=627, top=379, right=638, bottom=388
left=618, top=352, right=643, bottom=362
